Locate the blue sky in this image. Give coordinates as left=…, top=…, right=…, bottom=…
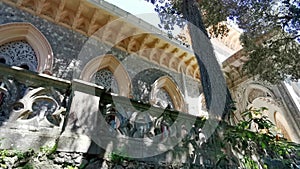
left=104, top=0, right=182, bottom=34
left=103, top=0, right=236, bottom=62
left=105, top=0, right=155, bottom=14
left=104, top=0, right=164, bottom=31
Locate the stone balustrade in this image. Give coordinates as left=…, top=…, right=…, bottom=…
left=0, top=63, right=205, bottom=159
left=1, top=64, right=298, bottom=168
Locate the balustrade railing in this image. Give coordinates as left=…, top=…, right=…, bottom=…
left=0, top=63, right=239, bottom=168
left=0, top=64, right=299, bottom=168
left=0, top=64, right=70, bottom=128
left=0, top=63, right=202, bottom=135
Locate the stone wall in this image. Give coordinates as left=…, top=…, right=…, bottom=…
left=0, top=2, right=202, bottom=114
left=0, top=149, right=223, bottom=169
left=0, top=65, right=218, bottom=168
left=0, top=66, right=298, bottom=169
left=0, top=2, right=87, bottom=80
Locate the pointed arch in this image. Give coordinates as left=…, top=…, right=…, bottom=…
left=250, top=97, right=299, bottom=143
left=80, top=54, right=132, bottom=97
left=0, top=22, right=53, bottom=72
left=150, top=76, right=185, bottom=112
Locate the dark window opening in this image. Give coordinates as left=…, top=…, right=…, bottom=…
left=0, top=58, right=6, bottom=64
left=20, top=64, right=29, bottom=70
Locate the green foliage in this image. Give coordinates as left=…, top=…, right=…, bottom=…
left=204, top=0, right=300, bottom=83
left=108, top=152, right=127, bottom=163
left=154, top=105, right=299, bottom=168
left=0, top=138, right=3, bottom=147
left=243, top=156, right=259, bottom=169
left=146, top=0, right=300, bottom=83
left=0, top=149, right=30, bottom=161
left=198, top=0, right=232, bottom=38
left=65, top=165, right=78, bottom=169
left=242, top=30, right=300, bottom=83
left=22, top=163, right=34, bottom=169
left=238, top=107, right=274, bottom=132
left=108, top=147, right=132, bottom=164
left=39, top=144, right=57, bottom=156
left=0, top=163, right=7, bottom=168
left=14, top=150, right=27, bottom=160
left=224, top=107, right=299, bottom=168
left=0, top=149, right=35, bottom=169
left=0, top=149, right=9, bottom=161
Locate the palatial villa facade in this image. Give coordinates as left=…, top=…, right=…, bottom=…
left=0, top=0, right=299, bottom=160
left=220, top=28, right=300, bottom=143
left=0, top=0, right=205, bottom=155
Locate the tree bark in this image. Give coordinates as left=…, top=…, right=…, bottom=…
left=181, top=0, right=232, bottom=119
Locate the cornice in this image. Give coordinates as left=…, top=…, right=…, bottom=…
left=2, top=0, right=200, bottom=80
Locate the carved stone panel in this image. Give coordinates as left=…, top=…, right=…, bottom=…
left=93, top=68, right=119, bottom=94
left=0, top=40, right=38, bottom=71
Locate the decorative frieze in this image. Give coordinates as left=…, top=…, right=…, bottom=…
left=1, top=0, right=200, bottom=80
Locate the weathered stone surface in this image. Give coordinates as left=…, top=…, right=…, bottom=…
left=57, top=131, right=93, bottom=153
left=85, top=160, right=105, bottom=169
left=33, top=161, right=61, bottom=169
left=0, top=127, right=59, bottom=151
left=0, top=2, right=210, bottom=168
left=0, top=2, right=202, bottom=108
left=3, top=156, right=17, bottom=168
left=74, top=155, right=83, bottom=164
left=53, top=156, right=64, bottom=164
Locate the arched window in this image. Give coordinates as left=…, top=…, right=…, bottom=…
left=80, top=55, right=131, bottom=97
left=0, top=23, right=54, bottom=122
left=150, top=76, right=185, bottom=112
left=249, top=97, right=299, bottom=142
left=0, top=22, right=53, bottom=72
left=131, top=68, right=169, bottom=103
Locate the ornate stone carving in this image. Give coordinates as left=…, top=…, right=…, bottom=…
left=150, top=76, right=185, bottom=112
left=0, top=77, right=66, bottom=127
left=0, top=22, right=54, bottom=72
left=80, top=55, right=131, bottom=97
left=99, top=103, right=154, bottom=138
left=0, top=40, right=38, bottom=71
left=1, top=0, right=198, bottom=80
left=93, top=68, right=119, bottom=94
left=0, top=77, right=21, bottom=120
left=98, top=101, right=184, bottom=141
left=11, top=87, right=65, bottom=127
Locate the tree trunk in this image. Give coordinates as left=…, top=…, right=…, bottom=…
left=181, top=0, right=232, bottom=119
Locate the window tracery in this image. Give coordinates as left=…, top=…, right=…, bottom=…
left=80, top=55, right=131, bottom=97
left=93, top=68, right=119, bottom=94
left=0, top=23, right=53, bottom=72
left=0, top=40, right=38, bottom=71
left=150, top=76, right=185, bottom=112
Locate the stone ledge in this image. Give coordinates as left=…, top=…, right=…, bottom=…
left=0, top=127, right=59, bottom=151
